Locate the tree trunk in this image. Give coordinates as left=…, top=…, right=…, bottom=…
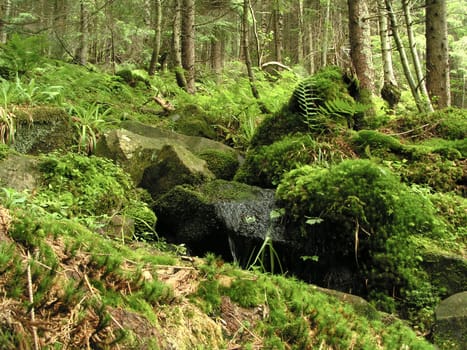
left=181, top=0, right=196, bottom=93
left=242, top=0, right=269, bottom=113
left=272, top=6, right=283, bottom=66
left=77, top=0, right=89, bottom=65
left=385, top=0, right=429, bottom=112
left=148, top=0, right=162, bottom=76
left=172, top=0, right=187, bottom=90
left=210, top=27, right=223, bottom=78
left=297, top=0, right=304, bottom=63
left=376, top=0, right=400, bottom=110
left=1, top=0, right=12, bottom=44
left=426, top=0, right=450, bottom=108
left=347, top=0, right=376, bottom=95
left=321, top=0, right=331, bottom=67
left=402, top=0, right=433, bottom=112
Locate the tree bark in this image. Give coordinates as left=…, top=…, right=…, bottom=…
left=426, top=0, right=451, bottom=108
left=242, top=0, right=269, bottom=113
left=347, top=0, right=376, bottom=95
left=385, top=0, right=430, bottom=112
left=402, top=0, right=433, bottom=112
left=181, top=0, right=196, bottom=93
left=77, top=0, right=89, bottom=65
left=1, top=0, right=12, bottom=44
left=272, top=5, right=283, bottom=66
left=376, top=0, right=400, bottom=110
left=148, top=0, right=162, bottom=76
left=172, top=0, right=187, bottom=90
left=321, top=0, right=331, bottom=67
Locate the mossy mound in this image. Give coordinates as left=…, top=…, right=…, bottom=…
left=276, top=159, right=445, bottom=323
left=171, top=104, right=217, bottom=139
left=196, top=149, right=239, bottom=180
left=387, top=107, right=467, bottom=141
left=251, top=67, right=363, bottom=148
left=236, top=134, right=351, bottom=187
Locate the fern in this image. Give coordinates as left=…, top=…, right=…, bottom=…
left=320, top=99, right=370, bottom=118
left=292, top=78, right=321, bottom=119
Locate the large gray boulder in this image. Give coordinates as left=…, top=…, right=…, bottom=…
left=433, top=291, right=467, bottom=349
left=95, top=121, right=238, bottom=185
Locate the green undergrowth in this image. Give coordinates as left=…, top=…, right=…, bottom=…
left=192, top=254, right=434, bottom=349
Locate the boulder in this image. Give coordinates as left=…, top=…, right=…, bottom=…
left=0, top=153, right=40, bottom=191
left=140, top=144, right=215, bottom=198
left=421, top=250, right=467, bottom=297
left=153, top=180, right=289, bottom=261
left=95, top=121, right=238, bottom=184
left=12, top=107, right=74, bottom=154
left=433, top=291, right=467, bottom=349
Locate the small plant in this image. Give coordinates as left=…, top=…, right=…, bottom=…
left=0, top=106, right=16, bottom=144
left=67, top=102, right=110, bottom=154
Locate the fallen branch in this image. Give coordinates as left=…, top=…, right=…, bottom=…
left=143, top=94, right=175, bottom=114
left=261, top=61, right=292, bottom=71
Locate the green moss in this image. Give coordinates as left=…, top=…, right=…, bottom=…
left=236, top=134, right=349, bottom=187
left=388, top=107, right=467, bottom=141
left=196, top=149, right=239, bottom=180
left=0, top=143, right=10, bottom=159
left=276, top=160, right=443, bottom=324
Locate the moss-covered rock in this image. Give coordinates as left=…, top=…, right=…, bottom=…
left=12, top=107, right=74, bottom=154
left=250, top=67, right=367, bottom=148
left=140, top=144, right=214, bottom=199
left=171, top=104, right=217, bottom=139
left=236, top=134, right=351, bottom=187
left=196, top=149, right=239, bottom=180
left=433, top=292, right=467, bottom=350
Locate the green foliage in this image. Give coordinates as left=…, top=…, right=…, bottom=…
left=0, top=34, right=45, bottom=77
left=67, top=102, right=110, bottom=154
left=289, top=66, right=365, bottom=132
left=0, top=107, right=15, bottom=144
left=276, top=160, right=442, bottom=323
left=37, top=153, right=134, bottom=218
left=123, top=200, right=158, bottom=241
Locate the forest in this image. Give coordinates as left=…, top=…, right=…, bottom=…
left=0, top=0, right=466, bottom=349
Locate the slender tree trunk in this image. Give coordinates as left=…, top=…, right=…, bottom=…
left=249, top=1, right=261, bottom=67
left=321, top=0, right=331, bottom=67
left=348, top=0, right=376, bottom=95
left=181, top=0, right=196, bottom=93
left=1, top=0, right=12, bottom=44
left=273, top=6, right=283, bottom=65
left=77, top=0, right=89, bottom=65
left=402, top=0, right=433, bottom=112
left=385, top=0, right=429, bottom=112
left=297, top=0, right=305, bottom=63
left=242, top=0, right=268, bottom=113
left=210, top=27, right=223, bottom=78
left=426, top=0, right=450, bottom=108
left=172, top=0, right=187, bottom=90
left=376, top=0, right=400, bottom=110
left=148, top=0, right=162, bottom=76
